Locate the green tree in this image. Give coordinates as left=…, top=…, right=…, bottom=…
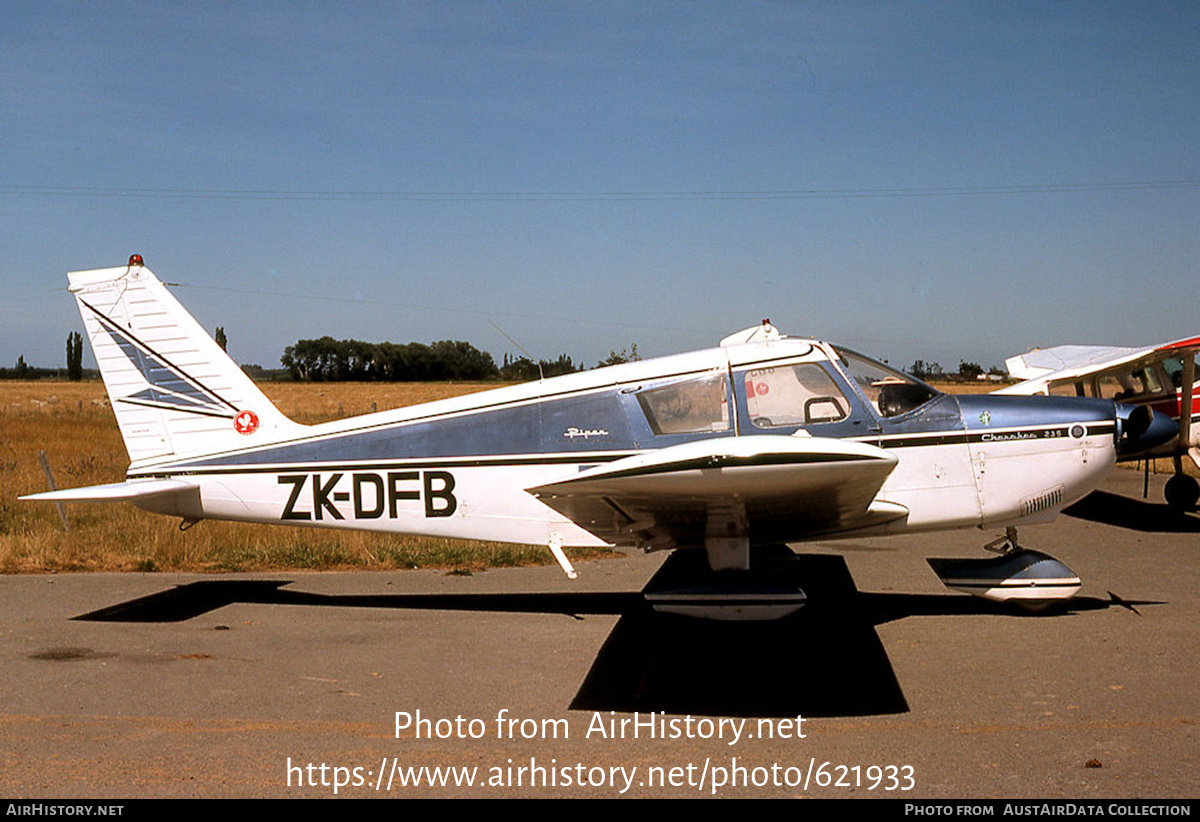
left=66, top=331, right=84, bottom=381
left=430, top=340, right=498, bottom=380
left=907, top=359, right=943, bottom=380
left=499, top=353, right=578, bottom=381
left=596, top=343, right=640, bottom=368
left=281, top=337, right=500, bottom=382
left=958, top=360, right=983, bottom=380
left=215, top=327, right=227, bottom=352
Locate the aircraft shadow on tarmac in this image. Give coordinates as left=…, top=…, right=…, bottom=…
left=72, top=551, right=1160, bottom=718
left=1063, top=490, right=1200, bottom=532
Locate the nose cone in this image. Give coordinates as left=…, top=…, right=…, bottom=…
left=1117, top=404, right=1178, bottom=458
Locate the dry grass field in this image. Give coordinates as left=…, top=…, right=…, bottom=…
left=3, top=378, right=1187, bottom=575
left=926, top=379, right=1005, bottom=394
left=256, top=381, right=505, bottom=425
left=0, top=379, right=595, bottom=574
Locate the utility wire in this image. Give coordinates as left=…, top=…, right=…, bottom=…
left=168, top=282, right=708, bottom=335
left=2, top=180, right=1197, bottom=202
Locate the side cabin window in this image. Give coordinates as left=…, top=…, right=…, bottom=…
left=744, top=364, right=849, bottom=428
left=1157, top=355, right=1198, bottom=391
left=1048, top=380, right=1085, bottom=397
left=637, top=373, right=731, bottom=435
left=1093, top=365, right=1163, bottom=400
left=1050, top=362, right=1181, bottom=401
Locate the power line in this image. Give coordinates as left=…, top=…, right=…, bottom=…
left=2, top=180, right=1197, bottom=202
left=169, top=282, right=708, bottom=336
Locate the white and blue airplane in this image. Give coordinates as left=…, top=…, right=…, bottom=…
left=23, top=256, right=1177, bottom=617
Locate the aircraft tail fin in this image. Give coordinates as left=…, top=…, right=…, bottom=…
left=69, top=255, right=304, bottom=469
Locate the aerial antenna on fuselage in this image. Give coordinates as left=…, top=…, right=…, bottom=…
left=489, top=320, right=544, bottom=381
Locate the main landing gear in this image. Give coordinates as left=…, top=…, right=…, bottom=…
left=928, top=527, right=1082, bottom=613
left=1163, top=455, right=1200, bottom=513
left=642, top=546, right=808, bottom=621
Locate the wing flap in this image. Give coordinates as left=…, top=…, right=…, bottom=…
left=529, top=435, right=903, bottom=548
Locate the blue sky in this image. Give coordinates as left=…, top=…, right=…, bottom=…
left=3, top=1, right=1197, bottom=374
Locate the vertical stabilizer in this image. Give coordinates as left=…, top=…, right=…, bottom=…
left=69, top=256, right=303, bottom=468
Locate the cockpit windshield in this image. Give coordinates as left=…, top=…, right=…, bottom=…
left=832, top=346, right=939, bottom=418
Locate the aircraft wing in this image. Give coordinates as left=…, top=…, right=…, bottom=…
left=529, top=435, right=906, bottom=550
left=1000, top=336, right=1200, bottom=393
left=1002, top=344, right=1150, bottom=383
left=1155, top=336, right=1200, bottom=354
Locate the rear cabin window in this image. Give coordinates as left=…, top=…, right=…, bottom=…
left=744, top=364, right=849, bottom=428
left=637, top=374, right=731, bottom=435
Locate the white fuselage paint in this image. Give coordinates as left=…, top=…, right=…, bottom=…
left=138, top=423, right=1116, bottom=548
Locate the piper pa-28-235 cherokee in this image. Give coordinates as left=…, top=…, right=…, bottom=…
left=23, top=257, right=1177, bottom=618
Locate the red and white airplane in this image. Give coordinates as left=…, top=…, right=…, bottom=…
left=996, top=336, right=1200, bottom=510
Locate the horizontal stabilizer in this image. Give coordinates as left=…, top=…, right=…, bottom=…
left=22, top=478, right=198, bottom=503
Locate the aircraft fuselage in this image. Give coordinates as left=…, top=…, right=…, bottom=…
left=126, top=338, right=1120, bottom=551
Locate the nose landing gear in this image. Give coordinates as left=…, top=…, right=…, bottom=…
left=929, top=527, right=1082, bottom=613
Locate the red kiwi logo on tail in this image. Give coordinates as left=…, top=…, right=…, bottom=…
left=235, top=410, right=259, bottom=435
